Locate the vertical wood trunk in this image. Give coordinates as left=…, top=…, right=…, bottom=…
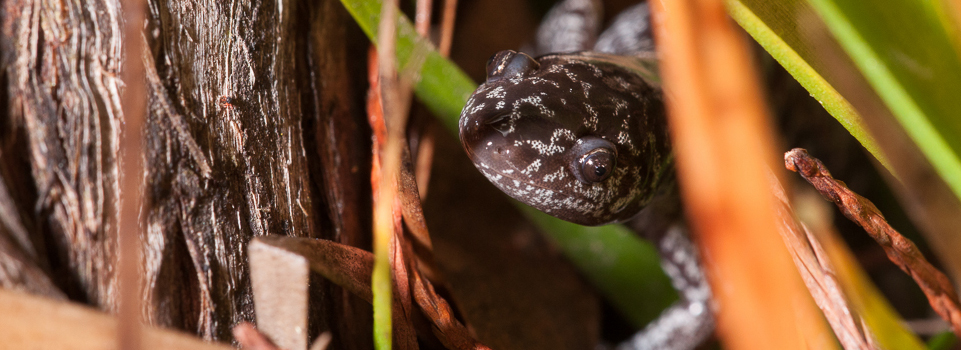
left=2, top=0, right=125, bottom=311
left=1, top=0, right=371, bottom=343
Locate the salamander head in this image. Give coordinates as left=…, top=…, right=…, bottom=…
left=459, top=50, right=672, bottom=226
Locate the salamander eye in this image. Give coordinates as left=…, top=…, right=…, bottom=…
left=570, top=137, right=617, bottom=184
left=579, top=150, right=615, bottom=182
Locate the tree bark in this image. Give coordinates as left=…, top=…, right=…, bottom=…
left=1, top=0, right=370, bottom=343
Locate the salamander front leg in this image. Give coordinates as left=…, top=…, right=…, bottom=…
left=595, top=2, right=656, bottom=56
left=533, top=0, right=602, bottom=55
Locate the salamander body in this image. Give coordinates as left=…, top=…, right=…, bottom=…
left=457, top=2, right=716, bottom=348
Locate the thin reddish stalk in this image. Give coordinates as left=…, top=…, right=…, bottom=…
left=786, top=148, right=961, bottom=337
left=414, top=129, right=437, bottom=200
left=370, top=1, right=417, bottom=342
left=118, top=0, right=147, bottom=347
left=438, top=0, right=458, bottom=57
left=415, top=0, right=433, bottom=37
left=649, top=0, right=816, bottom=348
left=372, top=2, right=399, bottom=344
left=388, top=206, right=418, bottom=350
left=396, top=213, right=487, bottom=349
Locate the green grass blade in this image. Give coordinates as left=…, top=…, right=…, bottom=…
left=336, top=0, right=676, bottom=328
left=928, top=331, right=957, bottom=350
left=803, top=0, right=961, bottom=204
left=372, top=237, right=391, bottom=349
left=520, top=207, right=677, bottom=326
left=338, top=0, right=474, bottom=134
left=725, top=0, right=892, bottom=173
left=728, top=0, right=958, bottom=346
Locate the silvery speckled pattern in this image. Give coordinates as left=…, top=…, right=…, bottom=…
left=459, top=51, right=671, bottom=226
left=457, top=1, right=717, bottom=349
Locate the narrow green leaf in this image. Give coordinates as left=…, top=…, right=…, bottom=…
left=521, top=206, right=677, bottom=326
left=728, top=0, right=960, bottom=346
left=338, top=0, right=475, bottom=134
left=725, top=0, right=893, bottom=173
left=803, top=0, right=961, bottom=204
left=336, top=0, right=675, bottom=328
left=372, top=245, right=391, bottom=349
left=927, top=331, right=957, bottom=350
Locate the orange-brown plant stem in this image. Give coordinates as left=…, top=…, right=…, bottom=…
left=415, top=0, right=433, bottom=37
left=368, top=41, right=418, bottom=348
left=438, top=0, right=458, bottom=57
left=649, top=0, right=818, bottom=348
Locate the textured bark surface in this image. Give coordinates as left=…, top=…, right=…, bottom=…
left=0, top=0, right=370, bottom=342
left=142, top=0, right=321, bottom=339
left=0, top=0, right=605, bottom=347
left=305, top=0, right=375, bottom=347
left=1, top=0, right=125, bottom=310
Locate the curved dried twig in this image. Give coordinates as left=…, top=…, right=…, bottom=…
left=785, top=148, right=961, bottom=338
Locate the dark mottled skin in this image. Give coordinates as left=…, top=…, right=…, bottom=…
left=459, top=51, right=671, bottom=226
left=459, top=2, right=716, bottom=349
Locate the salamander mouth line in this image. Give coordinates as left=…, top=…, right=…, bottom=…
left=487, top=167, right=571, bottom=194
left=464, top=141, right=539, bottom=184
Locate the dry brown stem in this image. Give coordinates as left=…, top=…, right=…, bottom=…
left=438, top=0, right=459, bottom=57
left=785, top=148, right=961, bottom=337
left=366, top=37, right=486, bottom=348
left=415, top=0, right=434, bottom=37
left=771, top=175, right=873, bottom=349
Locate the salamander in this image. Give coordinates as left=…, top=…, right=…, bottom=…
left=458, top=51, right=668, bottom=226
left=457, top=1, right=715, bottom=349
